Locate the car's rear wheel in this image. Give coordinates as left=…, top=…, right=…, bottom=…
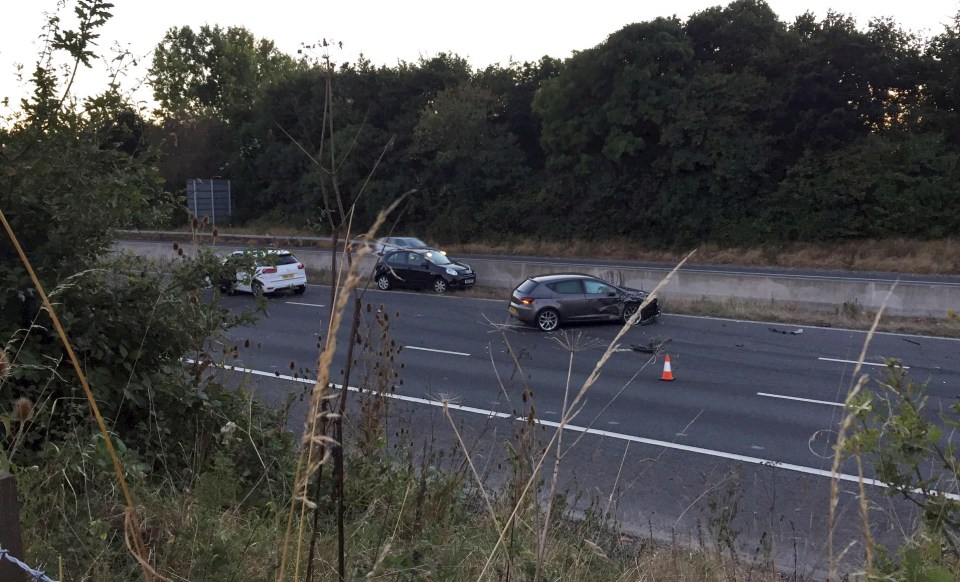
left=536, top=308, right=560, bottom=332
left=433, top=277, right=448, bottom=294
left=622, top=303, right=639, bottom=324
left=251, top=280, right=264, bottom=296
left=376, top=274, right=392, bottom=290
left=293, top=285, right=306, bottom=295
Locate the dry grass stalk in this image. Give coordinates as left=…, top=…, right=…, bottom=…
left=0, top=348, right=10, bottom=385
left=605, top=442, right=631, bottom=518
left=0, top=209, right=167, bottom=582
left=475, top=250, right=696, bottom=581
left=364, top=480, right=414, bottom=579
left=827, top=285, right=895, bottom=580
left=277, top=199, right=403, bottom=581
left=534, top=332, right=578, bottom=582
left=442, top=400, right=502, bottom=531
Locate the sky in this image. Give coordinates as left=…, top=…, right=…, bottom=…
left=2, top=0, right=958, bottom=111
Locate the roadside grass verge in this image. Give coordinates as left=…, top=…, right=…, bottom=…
left=451, top=237, right=960, bottom=275
left=17, top=429, right=794, bottom=581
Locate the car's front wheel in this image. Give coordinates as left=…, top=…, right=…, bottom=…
left=376, top=274, right=392, bottom=290
left=433, top=277, right=448, bottom=294
left=622, top=303, right=640, bottom=324
left=536, top=308, right=560, bottom=332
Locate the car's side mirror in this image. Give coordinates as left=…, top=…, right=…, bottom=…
left=421, top=261, right=429, bottom=268
left=607, top=291, right=616, bottom=297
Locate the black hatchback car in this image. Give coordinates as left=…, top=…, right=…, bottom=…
left=374, top=249, right=476, bottom=293
left=509, top=274, right=660, bottom=331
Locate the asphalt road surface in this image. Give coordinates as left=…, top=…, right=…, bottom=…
left=206, top=283, right=960, bottom=579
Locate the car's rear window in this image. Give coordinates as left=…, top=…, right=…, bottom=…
left=516, top=279, right=539, bottom=293
left=274, top=254, right=299, bottom=265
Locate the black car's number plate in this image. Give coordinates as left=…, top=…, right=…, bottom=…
left=464, top=278, right=474, bottom=285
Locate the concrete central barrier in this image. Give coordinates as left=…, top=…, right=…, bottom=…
left=114, top=240, right=959, bottom=318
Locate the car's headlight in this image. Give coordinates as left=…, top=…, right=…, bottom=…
left=445, top=268, right=457, bottom=276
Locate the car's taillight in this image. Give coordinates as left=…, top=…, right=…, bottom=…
left=297, top=263, right=304, bottom=270
left=262, top=267, right=278, bottom=274
left=520, top=297, right=534, bottom=305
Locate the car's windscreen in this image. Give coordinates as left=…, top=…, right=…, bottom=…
left=400, top=238, right=428, bottom=247
left=423, top=251, right=451, bottom=265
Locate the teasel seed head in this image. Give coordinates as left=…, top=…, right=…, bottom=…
left=12, top=396, right=33, bottom=424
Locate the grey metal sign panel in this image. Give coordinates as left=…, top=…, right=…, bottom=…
left=187, top=179, right=232, bottom=226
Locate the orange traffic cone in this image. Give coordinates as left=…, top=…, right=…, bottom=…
left=659, top=355, right=675, bottom=382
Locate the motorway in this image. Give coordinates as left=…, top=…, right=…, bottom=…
left=209, top=283, right=960, bottom=579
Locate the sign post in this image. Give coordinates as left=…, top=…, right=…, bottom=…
left=0, top=472, right=26, bottom=581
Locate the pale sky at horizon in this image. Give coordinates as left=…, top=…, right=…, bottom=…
left=2, top=0, right=959, bottom=111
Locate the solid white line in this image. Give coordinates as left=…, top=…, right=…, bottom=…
left=286, top=301, right=325, bottom=308
left=405, top=346, right=470, bottom=357
left=757, top=392, right=844, bottom=407
left=818, top=357, right=909, bottom=369
left=187, top=359, right=959, bottom=501
left=185, top=358, right=509, bottom=418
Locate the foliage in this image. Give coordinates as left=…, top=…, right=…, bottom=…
left=149, top=24, right=298, bottom=121
left=846, top=362, right=960, bottom=578
left=764, top=131, right=960, bottom=241
left=140, top=2, right=960, bottom=248
left=0, top=0, right=275, bottom=493
left=409, top=82, right=529, bottom=239
left=17, top=401, right=294, bottom=581
left=1, top=10, right=295, bottom=581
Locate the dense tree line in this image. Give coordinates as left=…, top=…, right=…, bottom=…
left=148, top=1, right=960, bottom=247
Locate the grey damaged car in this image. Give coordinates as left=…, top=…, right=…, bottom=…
left=508, top=273, right=660, bottom=331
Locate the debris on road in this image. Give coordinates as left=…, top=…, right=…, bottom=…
left=630, top=337, right=671, bottom=354
left=769, top=327, right=803, bottom=335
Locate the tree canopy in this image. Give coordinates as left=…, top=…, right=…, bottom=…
left=144, top=2, right=960, bottom=247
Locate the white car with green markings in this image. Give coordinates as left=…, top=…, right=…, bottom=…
left=221, top=248, right=307, bottom=296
